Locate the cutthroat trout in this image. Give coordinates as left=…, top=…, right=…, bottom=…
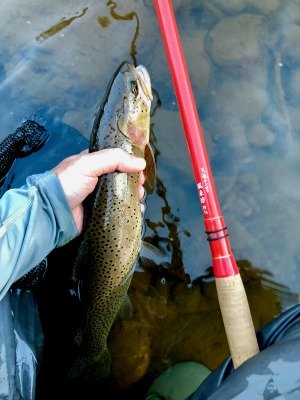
left=70, top=61, right=155, bottom=381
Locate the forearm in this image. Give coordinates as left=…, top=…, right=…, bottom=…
left=0, top=171, right=78, bottom=300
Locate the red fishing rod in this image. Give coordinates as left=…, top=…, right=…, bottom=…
left=154, top=0, right=259, bottom=368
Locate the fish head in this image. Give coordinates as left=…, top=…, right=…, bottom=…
left=90, top=61, right=156, bottom=190
left=114, top=62, right=152, bottom=150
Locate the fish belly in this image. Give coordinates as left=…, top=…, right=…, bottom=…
left=72, top=171, right=142, bottom=380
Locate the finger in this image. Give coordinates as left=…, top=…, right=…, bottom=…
left=138, top=172, right=146, bottom=201
left=138, top=171, right=146, bottom=186
left=77, top=148, right=146, bottom=177
left=138, top=184, right=145, bottom=201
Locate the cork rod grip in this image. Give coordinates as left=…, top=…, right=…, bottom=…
left=215, top=274, right=260, bottom=368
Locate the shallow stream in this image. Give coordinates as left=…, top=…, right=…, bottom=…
left=1, top=0, right=300, bottom=398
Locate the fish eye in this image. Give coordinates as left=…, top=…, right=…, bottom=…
left=130, top=80, right=139, bottom=96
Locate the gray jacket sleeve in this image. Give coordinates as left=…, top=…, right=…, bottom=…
left=0, top=171, right=78, bottom=300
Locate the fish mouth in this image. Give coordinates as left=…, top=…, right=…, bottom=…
left=136, top=65, right=153, bottom=101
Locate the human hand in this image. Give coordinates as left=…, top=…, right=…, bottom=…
left=52, top=148, right=146, bottom=233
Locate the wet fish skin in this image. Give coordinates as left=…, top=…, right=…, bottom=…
left=0, top=119, right=50, bottom=180
left=71, top=61, right=154, bottom=381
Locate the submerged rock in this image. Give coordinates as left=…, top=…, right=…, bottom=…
left=208, top=14, right=264, bottom=66
left=146, top=361, right=211, bottom=400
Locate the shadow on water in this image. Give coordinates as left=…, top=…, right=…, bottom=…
left=106, top=0, right=139, bottom=66
left=1, top=0, right=300, bottom=399
left=36, top=8, right=89, bottom=43
left=143, top=91, right=191, bottom=285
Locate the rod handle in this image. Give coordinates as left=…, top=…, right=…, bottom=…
left=215, top=274, right=260, bottom=368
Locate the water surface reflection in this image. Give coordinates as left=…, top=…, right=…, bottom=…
left=1, top=0, right=300, bottom=398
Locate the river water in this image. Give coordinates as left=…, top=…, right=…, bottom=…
left=1, top=0, right=300, bottom=398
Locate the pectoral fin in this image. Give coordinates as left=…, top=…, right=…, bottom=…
left=116, top=293, right=133, bottom=321
left=70, top=241, right=89, bottom=302
left=136, top=240, right=169, bottom=271
left=144, top=142, right=156, bottom=194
